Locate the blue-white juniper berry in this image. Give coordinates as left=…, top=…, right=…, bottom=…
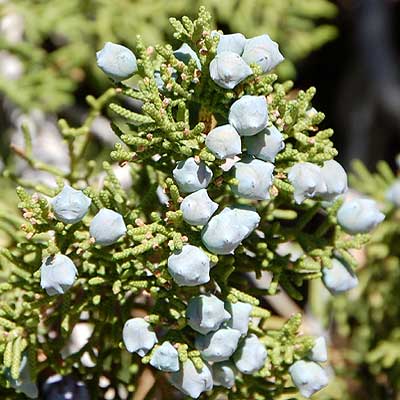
left=244, top=125, right=285, bottom=162
left=241, top=34, right=284, bottom=73
left=156, top=185, right=170, bottom=206
left=173, top=157, right=213, bottom=193
left=228, top=95, right=268, bottom=136
left=167, top=244, right=211, bottom=286
left=309, top=336, right=328, bottom=363
left=89, top=208, right=127, bottom=246
left=201, top=211, right=248, bottom=255
left=51, top=185, right=91, bottom=224
left=322, top=257, right=359, bottom=295
left=225, top=301, right=253, bottom=336
left=186, top=294, right=231, bottom=335
left=149, top=341, right=180, bottom=372
left=40, top=254, right=78, bottom=296
left=231, top=158, right=274, bottom=200
left=212, top=361, right=236, bottom=389
left=201, top=205, right=260, bottom=255
left=289, top=360, right=329, bottom=398
left=170, top=359, right=213, bottom=399
left=96, top=42, right=137, bottom=81
left=320, top=160, right=348, bottom=201
left=122, top=317, right=158, bottom=357
left=180, top=189, right=218, bottom=226
left=215, top=32, right=246, bottom=55
left=195, top=327, right=241, bottom=362
left=226, top=205, right=261, bottom=234
left=337, top=198, right=384, bottom=234
left=209, top=51, right=252, bottom=89
left=205, top=124, right=242, bottom=159
left=233, top=334, right=267, bottom=374
left=386, top=179, right=400, bottom=207
left=173, top=43, right=202, bottom=70
left=288, top=162, right=327, bottom=204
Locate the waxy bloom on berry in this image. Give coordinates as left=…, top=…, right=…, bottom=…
left=205, top=124, right=242, bottom=160
left=96, top=42, right=137, bottom=81
left=167, top=244, right=211, bottom=286
left=233, top=334, right=267, bottom=374
left=337, top=198, right=384, bottom=234
left=195, top=327, right=241, bottom=362
left=173, top=157, right=213, bottom=193
left=309, top=337, right=328, bottom=363
left=122, top=318, right=158, bottom=357
left=212, top=362, right=236, bottom=389
left=209, top=51, right=252, bottom=89
left=225, top=301, right=252, bottom=335
left=186, top=294, right=230, bottom=335
left=201, top=206, right=260, bottom=255
left=215, top=32, right=246, bottom=55
left=150, top=341, right=179, bottom=372
left=231, top=158, right=274, bottom=200
left=289, top=360, right=329, bottom=399
left=320, top=160, right=348, bottom=201
left=170, top=359, right=213, bottom=399
left=40, top=254, right=77, bottom=296
left=322, top=258, right=358, bottom=295
left=89, top=208, right=126, bottom=246
left=52, top=185, right=91, bottom=224
left=180, top=189, right=218, bottom=226
left=241, top=34, right=284, bottom=73
left=174, top=43, right=201, bottom=70
left=244, top=125, right=284, bottom=162
left=288, top=162, right=327, bottom=204
left=229, top=95, right=268, bottom=137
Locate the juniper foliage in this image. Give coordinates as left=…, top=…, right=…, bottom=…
left=0, top=7, right=368, bottom=400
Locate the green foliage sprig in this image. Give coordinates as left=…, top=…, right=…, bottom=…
left=0, top=7, right=366, bottom=400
